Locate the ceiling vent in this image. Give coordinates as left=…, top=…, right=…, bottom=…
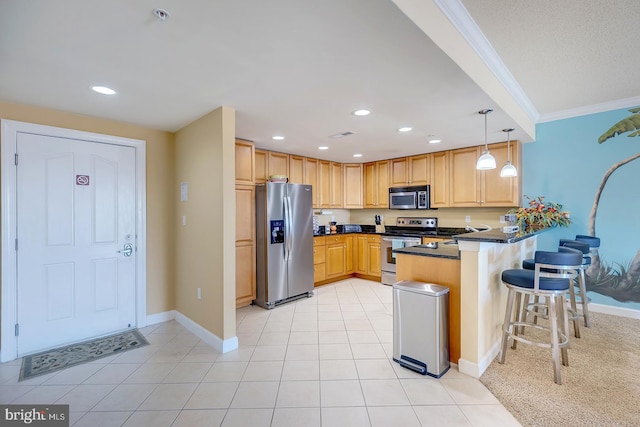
left=329, top=131, right=355, bottom=139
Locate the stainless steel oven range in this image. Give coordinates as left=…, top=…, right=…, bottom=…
left=380, top=217, right=437, bottom=285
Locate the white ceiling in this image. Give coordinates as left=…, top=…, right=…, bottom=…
left=1, top=0, right=638, bottom=163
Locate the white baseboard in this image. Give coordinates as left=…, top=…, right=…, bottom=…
left=458, top=339, right=501, bottom=379
left=146, top=310, right=176, bottom=326
left=588, top=303, right=640, bottom=319
left=174, top=311, right=238, bottom=353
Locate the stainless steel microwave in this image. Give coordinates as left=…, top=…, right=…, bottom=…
left=389, top=185, right=430, bottom=210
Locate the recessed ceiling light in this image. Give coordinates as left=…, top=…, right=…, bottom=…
left=398, top=127, right=413, bottom=132
left=428, top=135, right=441, bottom=144
left=353, top=154, right=363, bottom=158
left=92, top=86, right=116, bottom=95
left=352, top=109, right=371, bottom=116
left=318, top=146, right=329, bottom=150
left=272, top=135, right=284, bottom=140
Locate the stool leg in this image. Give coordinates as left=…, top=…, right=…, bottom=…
left=568, top=283, right=580, bottom=339
left=512, top=292, right=522, bottom=350
left=518, top=294, right=530, bottom=336
left=558, top=294, right=569, bottom=366
left=499, top=288, right=515, bottom=364
left=578, top=269, right=590, bottom=327
left=548, top=295, right=562, bottom=385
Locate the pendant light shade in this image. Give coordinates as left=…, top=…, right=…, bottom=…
left=500, top=128, right=518, bottom=177
left=476, top=109, right=496, bottom=170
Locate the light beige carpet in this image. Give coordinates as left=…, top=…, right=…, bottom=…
left=480, top=311, right=640, bottom=427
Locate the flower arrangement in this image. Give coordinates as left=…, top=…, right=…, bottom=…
left=508, top=195, right=571, bottom=231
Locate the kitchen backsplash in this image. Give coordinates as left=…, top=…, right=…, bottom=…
left=348, top=207, right=509, bottom=228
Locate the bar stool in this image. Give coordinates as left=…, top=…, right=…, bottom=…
left=499, top=249, right=583, bottom=385
left=559, top=239, right=591, bottom=328
left=521, top=245, right=587, bottom=337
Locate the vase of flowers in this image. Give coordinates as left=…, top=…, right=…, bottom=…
left=508, top=195, right=571, bottom=232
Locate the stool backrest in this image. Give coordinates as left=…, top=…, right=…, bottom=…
left=533, top=250, right=582, bottom=291
left=575, top=234, right=601, bottom=248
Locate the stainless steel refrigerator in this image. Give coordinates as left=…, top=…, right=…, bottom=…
left=255, top=182, right=314, bottom=309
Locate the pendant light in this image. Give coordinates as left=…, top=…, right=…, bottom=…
left=500, top=128, right=518, bottom=177
left=476, top=109, right=496, bottom=170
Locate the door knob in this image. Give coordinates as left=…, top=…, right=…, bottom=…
left=118, top=243, right=133, bottom=257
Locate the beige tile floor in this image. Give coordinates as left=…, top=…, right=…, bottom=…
left=0, top=278, right=521, bottom=427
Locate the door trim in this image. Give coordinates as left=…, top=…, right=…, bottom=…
left=1, top=119, right=147, bottom=362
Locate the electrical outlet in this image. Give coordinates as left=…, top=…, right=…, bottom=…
left=499, top=215, right=506, bottom=224
left=465, top=215, right=471, bottom=223
left=182, top=215, right=187, bottom=226
left=197, top=288, right=201, bottom=300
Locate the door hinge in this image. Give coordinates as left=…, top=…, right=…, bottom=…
left=14, top=153, right=18, bottom=165
left=15, top=324, right=19, bottom=336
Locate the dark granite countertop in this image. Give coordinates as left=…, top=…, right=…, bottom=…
left=392, top=242, right=461, bottom=260
left=453, top=227, right=548, bottom=244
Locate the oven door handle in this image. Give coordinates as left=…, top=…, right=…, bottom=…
left=382, top=238, right=421, bottom=244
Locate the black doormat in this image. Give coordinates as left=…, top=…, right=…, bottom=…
left=19, top=329, right=149, bottom=381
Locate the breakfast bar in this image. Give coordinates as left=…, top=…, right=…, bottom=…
left=394, top=229, right=540, bottom=378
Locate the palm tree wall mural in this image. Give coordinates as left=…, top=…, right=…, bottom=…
left=585, top=107, right=640, bottom=301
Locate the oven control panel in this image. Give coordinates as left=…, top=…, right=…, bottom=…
left=396, top=217, right=437, bottom=228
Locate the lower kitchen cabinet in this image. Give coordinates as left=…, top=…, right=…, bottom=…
left=326, top=235, right=348, bottom=279
left=313, top=236, right=326, bottom=285
left=236, top=243, right=256, bottom=307
left=355, top=234, right=381, bottom=278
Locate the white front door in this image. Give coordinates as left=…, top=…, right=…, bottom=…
left=16, top=132, right=137, bottom=355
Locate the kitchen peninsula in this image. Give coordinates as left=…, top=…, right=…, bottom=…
left=394, top=229, right=539, bottom=378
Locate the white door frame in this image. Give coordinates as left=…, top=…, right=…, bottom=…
left=1, top=119, right=147, bottom=362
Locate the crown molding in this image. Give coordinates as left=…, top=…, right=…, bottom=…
left=433, top=0, right=540, bottom=123
left=538, top=96, right=640, bottom=123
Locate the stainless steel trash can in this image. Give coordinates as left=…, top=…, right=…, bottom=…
left=393, top=280, right=450, bottom=378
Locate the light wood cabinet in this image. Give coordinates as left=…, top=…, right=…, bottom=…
left=482, top=141, right=521, bottom=207
left=345, top=234, right=354, bottom=274
left=390, top=157, right=409, bottom=187
left=318, top=160, right=331, bottom=208
left=354, top=234, right=381, bottom=277
left=430, top=151, right=450, bottom=207
left=304, top=157, right=319, bottom=208
left=450, top=146, right=481, bottom=207
left=330, top=162, right=343, bottom=208
left=255, top=149, right=268, bottom=183
left=422, top=236, right=448, bottom=244
left=408, top=154, right=430, bottom=185
left=364, top=160, right=389, bottom=208
left=235, top=140, right=254, bottom=185
left=326, top=237, right=347, bottom=279
left=450, top=142, right=521, bottom=207
left=390, top=154, right=430, bottom=187
left=288, top=155, right=305, bottom=184
left=235, top=184, right=256, bottom=307
left=343, top=164, right=363, bottom=209
left=268, top=151, right=289, bottom=178
left=313, top=236, right=326, bottom=285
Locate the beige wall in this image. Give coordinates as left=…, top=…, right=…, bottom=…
left=0, top=101, right=176, bottom=316
left=174, top=106, right=236, bottom=340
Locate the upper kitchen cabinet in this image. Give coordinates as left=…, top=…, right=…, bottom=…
left=330, top=162, right=343, bottom=208
left=450, top=146, right=482, bottom=206
left=450, top=142, right=521, bottom=207
left=304, top=157, right=319, bottom=208
left=254, top=149, right=289, bottom=183
left=288, top=155, right=305, bottom=184
left=482, top=141, right=521, bottom=207
left=318, top=161, right=344, bottom=208
left=255, top=149, right=268, bottom=183
left=389, top=154, right=430, bottom=187
left=364, top=160, right=390, bottom=208
left=430, top=151, right=450, bottom=207
left=318, top=160, right=331, bottom=208
left=343, top=164, right=363, bottom=209
left=268, top=151, right=289, bottom=178
left=235, top=139, right=254, bottom=185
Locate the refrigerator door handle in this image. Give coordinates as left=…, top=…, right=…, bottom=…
left=284, top=196, right=293, bottom=261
